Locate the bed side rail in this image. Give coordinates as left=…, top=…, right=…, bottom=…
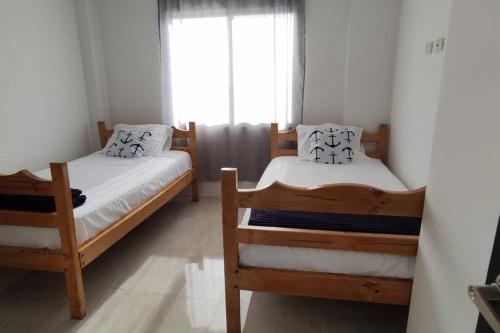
left=221, top=168, right=425, bottom=256
left=270, top=123, right=389, bottom=162
left=237, top=225, right=419, bottom=256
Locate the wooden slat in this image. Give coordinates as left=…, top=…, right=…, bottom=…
left=366, top=151, right=382, bottom=159
left=0, top=210, right=58, bottom=228
left=78, top=170, right=194, bottom=267
left=0, top=170, right=53, bottom=196
left=238, top=181, right=426, bottom=217
left=0, top=246, right=66, bottom=272
left=171, top=146, right=191, bottom=153
left=361, top=131, right=380, bottom=143
left=277, top=128, right=297, bottom=141
left=173, top=127, right=190, bottom=139
left=236, top=266, right=413, bottom=305
left=276, top=149, right=298, bottom=157
left=237, top=225, right=419, bottom=255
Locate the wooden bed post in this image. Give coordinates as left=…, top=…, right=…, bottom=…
left=221, top=168, right=241, bottom=333
left=270, top=123, right=279, bottom=159
left=50, top=163, right=86, bottom=319
left=97, top=121, right=108, bottom=149
left=189, top=121, right=199, bottom=202
left=378, top=124, right=389, bottom=164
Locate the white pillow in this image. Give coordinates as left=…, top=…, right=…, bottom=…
left=102, top=124, right=173, bottom=156
left=296, top=123, right=363, bottom=159
left=105, top=130, right=150, bottom=158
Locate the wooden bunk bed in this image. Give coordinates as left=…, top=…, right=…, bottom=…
left=221, top=123, right=426, bottom=332
left=0, top=121, right=198, bottom=319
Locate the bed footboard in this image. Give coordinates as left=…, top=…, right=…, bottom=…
left=0, top=164, right=86, bottom=319
left=220, top=168, right=425, bottom=333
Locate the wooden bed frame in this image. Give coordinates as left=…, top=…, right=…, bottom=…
left=0, top=121, right=198, bottom=319
left=221, top=123, right=426, bottom=332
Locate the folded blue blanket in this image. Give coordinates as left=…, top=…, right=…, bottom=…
left=0, top=188, right=87, bottom=213
left=249, top=209, right=421, bottom=236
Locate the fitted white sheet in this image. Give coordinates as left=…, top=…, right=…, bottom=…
left=0, top=151, right=191, bottom=250
left=239, top=155, right=416, bottom=279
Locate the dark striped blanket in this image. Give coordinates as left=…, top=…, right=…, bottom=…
left=249, top=209, right=421, bottom=236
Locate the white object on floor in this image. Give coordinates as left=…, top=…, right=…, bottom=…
left=0, top=151, right=191, bottom=249
left=239, top=155, right=416, bottom=279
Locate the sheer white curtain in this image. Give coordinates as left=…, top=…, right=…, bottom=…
left=159, top=0, right=305, bottom=180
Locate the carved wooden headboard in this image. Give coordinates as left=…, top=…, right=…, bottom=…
left=270, top=124, right=389, bottom=163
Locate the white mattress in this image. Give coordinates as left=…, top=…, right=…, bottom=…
left=239, top=155, right=416, bottom=279
left=0, top=151, right=191, bottom=250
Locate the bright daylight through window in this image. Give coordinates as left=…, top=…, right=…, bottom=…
left=169, top=13, right=295, bottom=128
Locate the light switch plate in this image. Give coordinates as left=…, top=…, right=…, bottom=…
left=433, top=38, right=446, bottom=53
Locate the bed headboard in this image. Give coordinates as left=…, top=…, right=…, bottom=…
left=270, top=123, right=389, bottom=163
left=97, top=121, right=198, bottom=174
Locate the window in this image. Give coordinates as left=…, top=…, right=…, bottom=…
left=168, top=12, right=295, bottom=128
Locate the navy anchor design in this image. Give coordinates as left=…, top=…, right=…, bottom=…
left=106, top=143, right=118, bottom=157
left=325, top=128, right=341, bottom=149
left=138, top=131, right=152, bottom=142
left=118, top=130, right=134, bottom=145
left=341, top=129, right=355, bottom=143
left=309, top=129, right=324, bottom=144
left=329, top=150, right=337, bottom=164
left=342, top=147, right=354, bottom=162
left=130, top=143, right=145, bottom=157
left=310, top=146, right=324, bottom=163
left=106, top=142, right=126, bottom=158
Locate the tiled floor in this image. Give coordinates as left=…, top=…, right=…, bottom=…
left=0, top=196, right=409, bottom=332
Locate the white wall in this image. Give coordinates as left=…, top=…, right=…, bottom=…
left=80, top=0, right=401, bottom=132
left=97, top=0, right=163, bottom=125
left=302, top=0, right=402, bottom=128
left=407, top=0, right=500, bottom=331
left=303, top=0, right=350, bottom=124
left=388, top=0, right=453, bottom=189
left=75, top=0, right=111, bottom=150
left=343, top=0, right=401, bottom=132
left=0, top=0, right=91, bottom=173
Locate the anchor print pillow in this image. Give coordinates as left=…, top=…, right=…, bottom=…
left=101, top=124, right=172, bottom=156
left=308, top=128, right=356, bottom=164
left=296, top=124, right=363, bottom=160
left=105, top=130, right=151, bottom=158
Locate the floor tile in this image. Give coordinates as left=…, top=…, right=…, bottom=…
left=0, top=195, right=409, bottom=332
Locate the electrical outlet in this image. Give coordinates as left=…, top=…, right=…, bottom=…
left=433, top=38, right=446, bottom=53
left=425, top=41, right=434, bottom=55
